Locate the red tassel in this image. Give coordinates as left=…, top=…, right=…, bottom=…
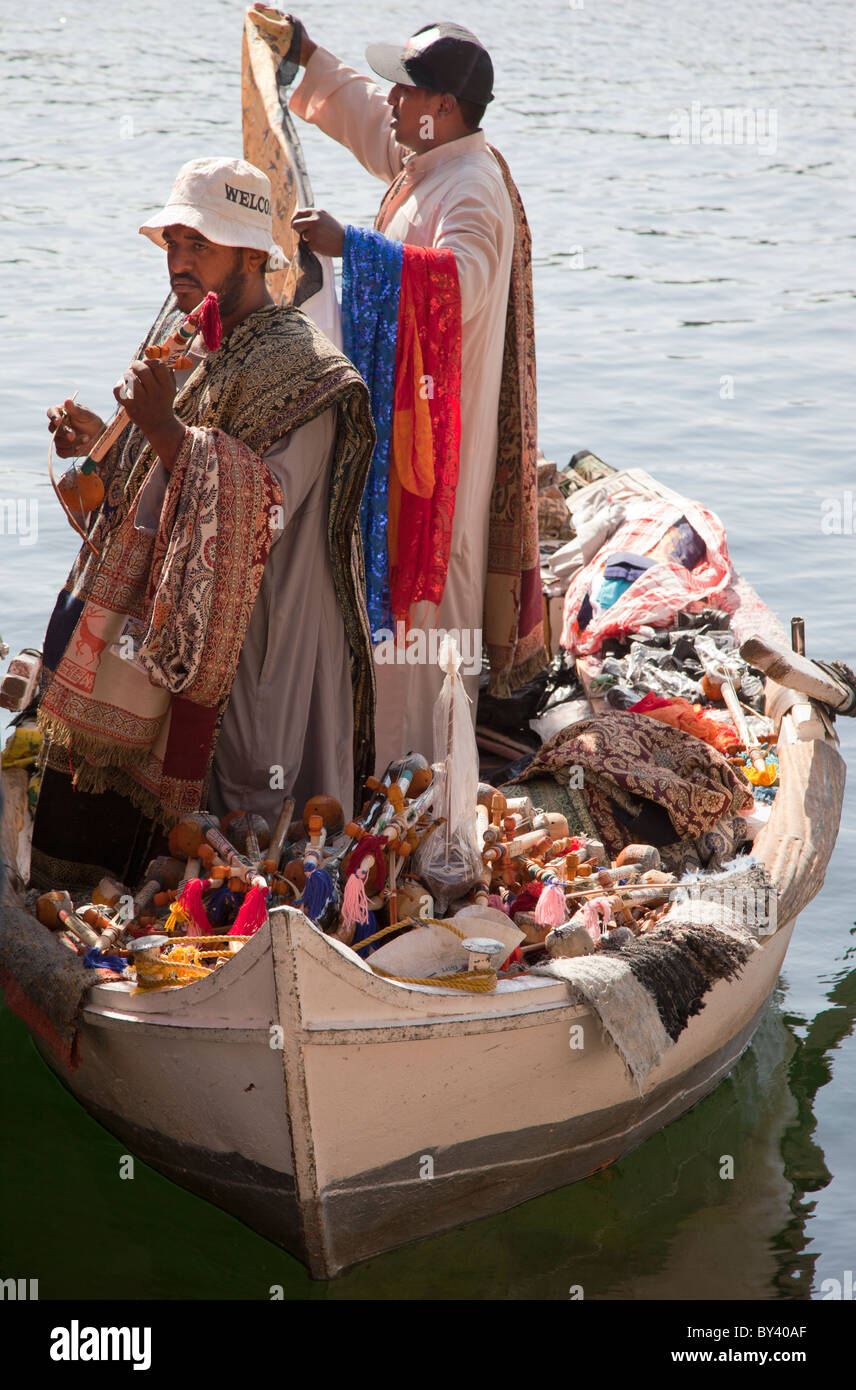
left=178, top=878, right=213, bottom=937
left=198, top=292, right=222, bottom=351
left=500, top=945, right=523, bottom=973
left=230, top=882, right=269, bottom=936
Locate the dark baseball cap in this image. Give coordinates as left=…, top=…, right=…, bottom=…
left=366, top=22, right=494, bottom=106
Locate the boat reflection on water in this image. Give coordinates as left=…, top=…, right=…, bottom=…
left=3, top=950, right=852, bottom=1300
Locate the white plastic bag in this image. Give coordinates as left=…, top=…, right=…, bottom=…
left=412, top=636, right=482, bottom=911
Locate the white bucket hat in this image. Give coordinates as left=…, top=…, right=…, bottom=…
left=139, top=156, right=287, bottom=270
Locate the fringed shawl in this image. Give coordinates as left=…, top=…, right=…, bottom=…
left=485, top=147, right=547, bottom=695
left=40, top=301, right=377, bottom=820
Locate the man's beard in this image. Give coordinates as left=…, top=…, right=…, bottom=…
left=214, top=252, right=248, bottom=321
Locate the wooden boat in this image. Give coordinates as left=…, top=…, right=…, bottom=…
left=1, top=17, right=849, bottom=1280
left=3, top=460, right=847, bottom=1280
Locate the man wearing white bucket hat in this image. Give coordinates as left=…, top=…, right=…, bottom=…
left=35, top=157, right=376, bottom=889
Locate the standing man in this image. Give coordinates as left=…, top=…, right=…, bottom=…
left=285, top=17, right=546, bottom=771
left=35, top=157, right=375, bottom=889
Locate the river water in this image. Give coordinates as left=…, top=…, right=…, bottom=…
left=1, top=0, right=854, bottom=1300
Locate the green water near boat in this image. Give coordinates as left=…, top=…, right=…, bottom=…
left=2, top=0, right=855, bottom=1297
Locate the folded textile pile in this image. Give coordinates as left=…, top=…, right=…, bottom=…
left=560, top=495, right=732, bottom=656
left=515, top=711, right=754, bottom=870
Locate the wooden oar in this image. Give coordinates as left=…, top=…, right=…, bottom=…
left=739, top=634, right=856, bottom=714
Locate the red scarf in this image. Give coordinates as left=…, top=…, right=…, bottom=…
left=387, top=245, right=462, bottom=624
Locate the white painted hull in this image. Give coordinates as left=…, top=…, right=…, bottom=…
left=32, top=688, right=844, bottom=1276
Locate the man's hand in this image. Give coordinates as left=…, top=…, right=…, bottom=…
left=291, top=208, right=345, bottom=257
left=251, top=7, right=316, bottom=64
left=113, top=360, right=187, bottom=471
left=47, top=400, right=105, bottom=458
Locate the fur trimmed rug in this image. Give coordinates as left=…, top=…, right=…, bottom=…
left=533, top=858, right=771, bottom=1089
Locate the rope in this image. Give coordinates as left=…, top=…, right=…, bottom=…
left=369, top=962, right=498, bottom=992
left=348, top=914, right=498, bottom=993
left=814, top=660, right=856, bottom=716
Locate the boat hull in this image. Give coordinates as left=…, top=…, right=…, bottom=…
left=34, top=977, right=776, bottom=1275
left=34, top=900, right=798, bottom=1277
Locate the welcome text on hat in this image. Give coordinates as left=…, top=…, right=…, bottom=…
left=224, top=182, right=271, bottom=215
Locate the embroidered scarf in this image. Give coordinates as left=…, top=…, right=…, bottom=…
left=39, top=302, right=377, bottom=823
left=485, top=146, right=547, bottom=695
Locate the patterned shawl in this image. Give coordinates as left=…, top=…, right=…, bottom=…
left=518, top=712, right=754, bottom=858
left=39, top=301, right=376, bottom=822
left=484, top=147, right=547, bottom=695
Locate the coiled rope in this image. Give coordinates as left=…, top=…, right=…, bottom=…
left=349, top=915, right=499, bottom=993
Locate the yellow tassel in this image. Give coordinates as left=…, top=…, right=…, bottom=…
left=164, top=900, right=192, bottom=936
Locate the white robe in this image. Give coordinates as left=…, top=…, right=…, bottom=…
left=291, top=48, right=515, bottom=773
left=136, top=343, right=354, bottom=830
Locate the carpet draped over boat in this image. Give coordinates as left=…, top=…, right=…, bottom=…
left=533, top=859, right=771, bottom=1089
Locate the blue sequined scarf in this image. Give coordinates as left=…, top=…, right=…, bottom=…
left=341, top=226, right=403, bottom=637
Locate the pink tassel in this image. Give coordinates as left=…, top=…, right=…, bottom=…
left=342, top=872, right=370, bottom=932
left=581, top=895, right=614, bottom=941
left=535, top=881, right=566, bottom=927
left=198, top=292, right=222, bottom=351
left=488, top=893, right=510, bottom=915
left=178, top=878, right=213, bottom=937
left=230, top=882, right=269, bottom=936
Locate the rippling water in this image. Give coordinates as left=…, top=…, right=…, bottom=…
left=1, top=0, right=854, bottom=1299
